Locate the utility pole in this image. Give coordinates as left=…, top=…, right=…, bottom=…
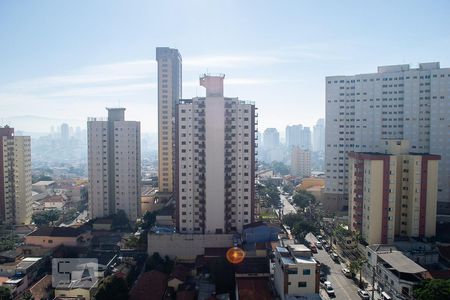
left=372, top=266, right=376, bottom=300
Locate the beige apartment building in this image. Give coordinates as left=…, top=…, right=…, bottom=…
left=290, top=146, right=311, bottom=178
left=349, top=140, right=439, bottom=244
left=87, top=108, right=141, bottom=221
left=175, top=75, right=257, bottom=234
left=0, top=126, right=32, bottom=225
left=156, top=47, right=182, bottom=194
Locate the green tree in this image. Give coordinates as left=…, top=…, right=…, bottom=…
left=141, top=211, right=157, bottom=230
left=271, top=161, right=289, bottom=175
left=349, top=258, right=366, bottom=287
left=21, top=290, right=34, bottom=300
left=292, top=191, right=315, bottom=208
left=283, top=213, right=317, bottom=242
left=414, top=279, right=450, bottom=300
left=94, top=275, right=128, bottom=300
left=112, top=210, right=130, bottom=230
left=0, top=286, right=12, bottom=300
left=282, top=182, right=294, bottom=194
left=32, top=210, right=60, bottom=226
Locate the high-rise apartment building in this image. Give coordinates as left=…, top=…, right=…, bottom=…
left=263, top=128, right=279, bottom=149
left=348, top=140, right=439, bottom=244
left=313, top=118, right=325, bottom=153
left=61, top=123, right=69, bottom=141
left=325, top=62, right=450, bottom=212
left=175, top=75, right=257, bottom=234
left=290, top=146, right=311, bottom=178
left=156, top=47, right=182, bottom=194
left=286, top=125, right=311, bottom=150
left=87, top=108, right=141, bottom=221
left=0, top=126, right=32, bottom=225
left=286, top=125, right=302, bottom=148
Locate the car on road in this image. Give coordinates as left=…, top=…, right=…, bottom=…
left=310, top=244, right=318, bottom=253
left=315, top=241, right=323, bottom=249
left=324, top=244, right=331, bottom=252
left=323, top=281, right=335, bottom=297
left=358, top=289, right=370, bottom=300
left=341, top=267, right=352, bottom=277
left=331, top=252, right=340, bottom=262
left=316, top=235, right=323, bottom=240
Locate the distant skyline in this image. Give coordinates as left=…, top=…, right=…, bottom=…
left=1, top=0, right=450, bottom=133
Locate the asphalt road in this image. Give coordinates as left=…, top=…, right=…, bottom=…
left=280, top=193, right=297, bottom=215
left=306, top=233, right=361, bottom=300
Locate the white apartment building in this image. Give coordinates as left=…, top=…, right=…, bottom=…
left=156, top=47, right=182, bottom=194
left=290, top=146, right=311, bottom=178
left=286, top=124, right=311, bottom=151
left=176, top=75, right=256, bottom=234
left=87, top=108, right=141, bottom=221
left=313, top=118, right=325, bottom=153
left=273, top=245, right=319, bottom=299
left=325, top=62, right=450, bottom=212
left=0, top=127, right=32, bottom=225
left=263, top=128, right=279, bottom=149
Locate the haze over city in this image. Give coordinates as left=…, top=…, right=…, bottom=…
left=1, top=0, right=450, bottom=133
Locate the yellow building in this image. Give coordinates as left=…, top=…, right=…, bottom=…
left=349, top=140, right=439, bottom=244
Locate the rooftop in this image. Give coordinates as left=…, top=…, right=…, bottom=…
left=28, top=226, right=87, bottom=238
left=378, top=251, right=427, bottom=274
left=129, top=270, right=168, bottom=300
left=236, top=278, right=273, bottom=300
left=32, top=181, right=55, bottom=186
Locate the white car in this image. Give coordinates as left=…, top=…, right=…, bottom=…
left=358, top=289, right=370, bottom=300
left=324, top=282, right=335, bottom=297
left=341, top=267, right=351, bottom=277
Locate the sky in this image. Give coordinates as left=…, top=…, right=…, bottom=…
left=1, top=0, right=450, bottom=134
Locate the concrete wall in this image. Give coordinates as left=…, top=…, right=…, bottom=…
left=148, top=233, right=234, bottom=260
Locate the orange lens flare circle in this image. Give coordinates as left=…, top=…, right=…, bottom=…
left=226, top=246, right=246, bottom=264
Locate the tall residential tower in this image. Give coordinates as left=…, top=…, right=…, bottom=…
left=156, top=47, right=182, bottom=194
left=88, top=108, right=141, bottom=220
left=0, top=126, right=32, bottom=225
left=175, top=75, right=257, bottom=234
left=325, top=63, right=450, bottom=212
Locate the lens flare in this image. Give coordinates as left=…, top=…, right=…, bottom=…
left=226, top=246, right=245, bottom=264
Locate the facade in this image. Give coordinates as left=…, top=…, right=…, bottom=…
left=313, top=118, right=325, bottom=153
left=156, top=47, right=182, bottom=194
left=87, top=108, right=141, bottom=220
left=286, top=125, right=311, bottom=150
left=0, top=126, right=32, bottom=225
left=175, top=75, right=257, bottom=234
left=290, top=146, right=311, bottom=178
left=325, top=62, right=450, bottom=212
left=263, top=128, right=279, bottom=149
left=349, top=140, right=439, bottom=244
left=273, top=245, right=319, bottom=299
left=366, top=247, right=427, bottom=300
left=25, top=226, right=92, bottom=248
left=60, top=123, right=69, bottom=141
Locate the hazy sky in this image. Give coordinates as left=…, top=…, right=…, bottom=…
left=1, top=0, right=449, bottom=133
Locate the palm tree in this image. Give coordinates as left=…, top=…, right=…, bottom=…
left=349, top=258, right=367, bottom=287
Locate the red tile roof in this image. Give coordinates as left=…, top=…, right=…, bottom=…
left=129, top=270, right=168, bottom=300
left=169, top=264, right=190, bottom=282
left=176, top=290, right=196, bottom=300
left=236, top=278, right=273, bottom=300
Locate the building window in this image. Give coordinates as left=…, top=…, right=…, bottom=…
left=287, top=268, right=298, bottom=274
left=303, top=269, right=311, bottom=275
left=298, top=282, right=307, bottom=288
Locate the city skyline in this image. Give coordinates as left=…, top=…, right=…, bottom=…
left=1, top=1, right=450, bottom=133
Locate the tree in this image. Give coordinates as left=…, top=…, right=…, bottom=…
left=271, top=161, right=289, bottom=175
left=94, top=275, right=129, bottom=300
left=282, top=213, right=318, bottom=242
left=282, top=182, right=294, bottom=194
left=348, top=258, right=366, bottom=287
left=112, top=210, right=130, bottom=230
left=0, top=286, right=12, bottom=300
left=32, top=210, right=60, bottom=226
left=21, top=290, right=34, bottom=300
left=414, top=279, right=450, bottom=300
left=141, top=211, right=157, bottom=230
left=292, top=191, right=315, bottom=208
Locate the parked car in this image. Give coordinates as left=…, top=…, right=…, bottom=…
left=324, top=244, right=331, bottom=252
left=324, top=281, right=335, bottom=297
left=358, top=289, right=370, bottom=300
left=331, top=252, right=340, bottom=262
left=320, top=275, right=327, bottom=283
left=341, top=267, right=352, bottom=277
left=316, top=241, right=323, bottom=249
left=316, top=235, right=323, bottom=240
left=310, top=244, right=318, bottom=253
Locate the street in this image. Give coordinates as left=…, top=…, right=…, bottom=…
left=280, top=193, right=297, bottom=215
left=305, top=233, right=360, bottom=300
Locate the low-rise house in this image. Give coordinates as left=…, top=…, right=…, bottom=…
left=92, top=218, right=113, bottom=231
left=168, top=265, right=190, bottom=291
left=25, top=226, right=91, bottom=248
left=54, top=278, right=99, bottom=300
left=367, top=247, right=428, bottom=300
left=0, top=257, right=45, bottom=298
left=129, top=270, right=168, bottom=300
left=273, top=244, right=320, bottom=299
left=42, top=195, right=66, bottom=210
left=32, top=181, right=55, bottom=193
